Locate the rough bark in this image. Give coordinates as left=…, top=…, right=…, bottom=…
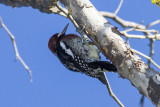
left=0, top=0, right=57, bottom=13
left=0, top=0, right=160, bottom=106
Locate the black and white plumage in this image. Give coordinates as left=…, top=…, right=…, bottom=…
left=48, top=24, right=117, bottom=84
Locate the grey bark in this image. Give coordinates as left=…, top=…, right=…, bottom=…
left=0, top=0, right=57, bottom=13
left=0, top=0, right=160, bottom=106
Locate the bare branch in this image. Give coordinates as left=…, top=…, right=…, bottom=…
left=50, top=6, right=67, bottom=17
left=132, top=49, right=160, bottom=69
left=114, top=0, right=123, bottom=15
left=134, top=29, right=158, bottom=33
left=99, top=11, right=146, bottom=29
left=121, top=31, right=160, bottom=40
left=54, top=2, right=88, bottom=39
left=148, top=39, right=154, bottom=65
left=140, top=95, right=145, bottom=107
left=103, top=73, right=124, bottom=107
left=0, top=17, right=32, bottom=82
left=0, top=0, right=58, bottom=14
left=146, top=19, right=160, bottom=28
left=100, top=12, right=160, bottom=38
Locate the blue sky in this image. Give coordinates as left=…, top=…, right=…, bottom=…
left=0, top=0, right=160, bottom=107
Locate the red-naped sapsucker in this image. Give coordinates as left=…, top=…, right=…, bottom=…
left=48, top=24, right=117, bottom=84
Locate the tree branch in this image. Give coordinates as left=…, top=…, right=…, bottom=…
left=146, top=19, right=160, bottom=28
left=0, top=17, right=32, bottom=82
left=103, top=72, right=124, bottom=107
left=132, top=49, right=160, bottom=69
left=121, top=31, right=160, bottom=39
left=114, top=0, right=123, bottom=15
left=54, top=2, right=88, bottom=39
left=0, top=0, right=58, bottom=13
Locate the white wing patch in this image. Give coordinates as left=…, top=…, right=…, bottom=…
left=60, top=42, right=74, bottom=59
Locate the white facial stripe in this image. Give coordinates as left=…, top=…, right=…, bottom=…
left=60, top=42, right=74, bottom=59
left=57, top=33, right=62, bottom=37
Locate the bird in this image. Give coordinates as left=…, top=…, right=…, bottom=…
left=48, top=23, right=117, bottom=84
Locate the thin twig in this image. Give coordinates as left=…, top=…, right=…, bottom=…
left=134, top=29, right=158, bottom=33
left=121, top=31, right=160, bottom=40
left=100, top=12, right=159, bottom=34
left=146, top=19, right=160, bottom=28
left=55, top=3, right=88, bottom=40
left=103, top=72, right=124, bottom=107
left=122, top=21, right=145, bottom=33
left=100, top=11, right=146, bottom=29
left=0, top=17, right=32, bottom=82
left=50, top=6, right=67, bottom=17
left=140, top=95, right=145, bottom=107
left=100, top=11, right=160, bottom=40
left=132, top=49, right=160, bottom=70
left=114, top=0, right=123, bottom=15
left=148, top=39, right=155, bottom=65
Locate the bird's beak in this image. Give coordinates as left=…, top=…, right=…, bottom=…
left=57, top=23, right=69, bottom=37
left=61, top=23, right=69, bottom=34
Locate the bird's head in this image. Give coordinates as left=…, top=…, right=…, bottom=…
left=48, top=23, right=69, bottom=55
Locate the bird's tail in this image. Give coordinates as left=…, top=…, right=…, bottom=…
left=88, top=61, right=117, bottom=84
left=97, top=72, right=107, bottom=84
left=88, top=61, right=117, bottom=72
